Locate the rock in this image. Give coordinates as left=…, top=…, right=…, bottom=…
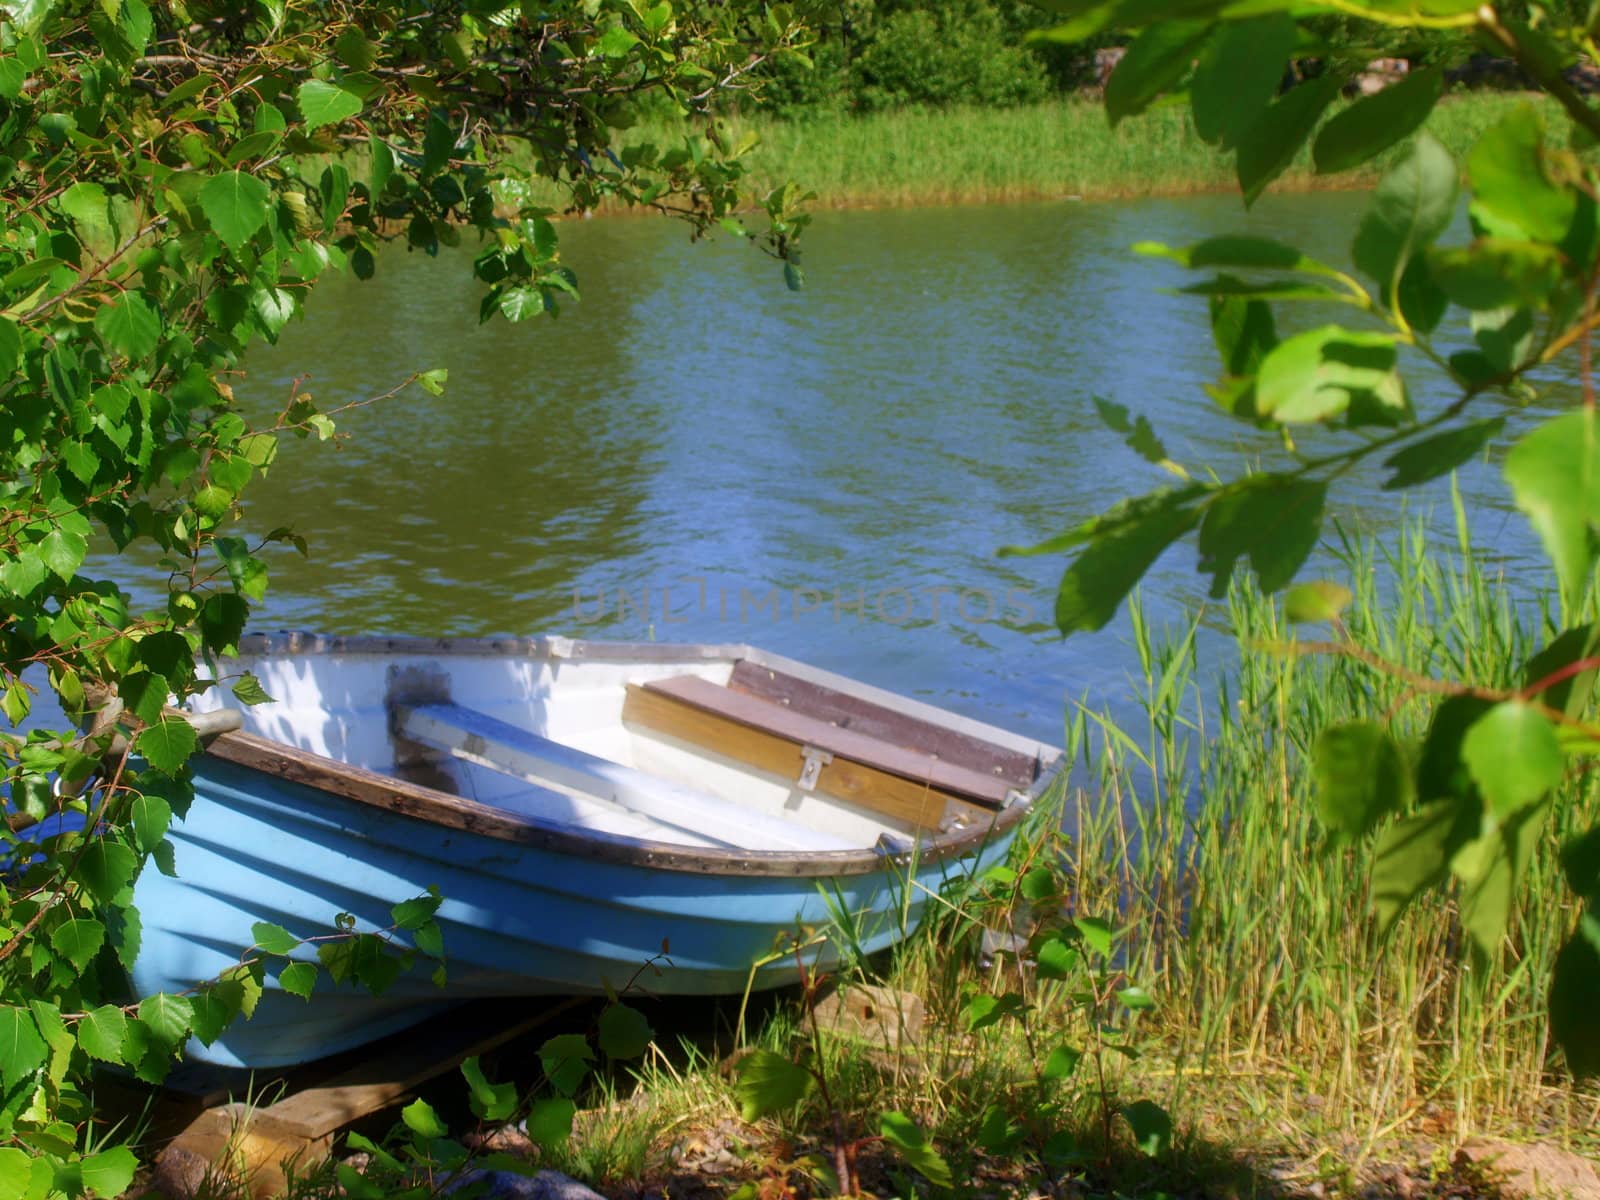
left=152, top=1102, right=332, bottom=1200
left=1349, top=57, right=1409, bottom=96
left=446, top=1168, right=607, bottom=1200
left=814, top=983, right=924, bottom=1049
left=1456, top=1138, right=1600, bottom=1200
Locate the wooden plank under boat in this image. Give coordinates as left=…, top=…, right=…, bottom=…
left=129, top=635, right=1061, bottom=1069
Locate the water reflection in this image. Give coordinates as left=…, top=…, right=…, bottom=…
left=197, top=192, right=1561, bottom=741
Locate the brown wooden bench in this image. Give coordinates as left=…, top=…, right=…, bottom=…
left=727, top=661, right=1039, bottom=789
left=621, top=674, right=1012, bottom=834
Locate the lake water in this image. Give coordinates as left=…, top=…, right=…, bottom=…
left=209, top=191, right=1554, bottom=744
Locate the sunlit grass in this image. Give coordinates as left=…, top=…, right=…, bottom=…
left=503, top=91, right=1563, bottom=215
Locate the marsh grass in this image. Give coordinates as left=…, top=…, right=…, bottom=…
left=502, top=91, right=1562, bottom=216
left=1070, top=510, right=1600, bottom=1154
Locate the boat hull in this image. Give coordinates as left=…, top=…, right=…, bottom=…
left=131, top=754, right=1020, bottom=1068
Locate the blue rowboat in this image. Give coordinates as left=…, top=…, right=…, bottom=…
left=130, top=635, right=1060, bottom=1068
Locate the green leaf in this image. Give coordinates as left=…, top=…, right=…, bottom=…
left=189, top=989, right=236, bottom=1045
left=94, top=291, right=161, bottom=360
left=1429, top=240, right=1564, bottom=311
left=1313, top=69, right=1443, bottom=174
left=130, top=792, right=173, bottom=853
left=1255, top=326, right=1402, bottom=424
left=597, top=1001, right=652, bottom=1059
left=1119, top=1099, right=1173, bottom=1156
left=391, top=890, right=442, bottom=931
left=417, top=368, right=448, bottom=396
left=402, top=1097, right=448, bottom=1139
left=38, top=527, right=87, bottom=581
left=1019, top=865, right=1057, bottom=902
left=50, top=918, right=105, bottom=971
left=136, top=716, right=199, bottom=774
left=78, top=839, right=138, bottom=905
left=335, top=26, right=376, bottom=71
left=1035, top=935, right=1080, bottom=979
left=1284, top=580, right=1352, bottom=624
left=1041, top=1044, right=1082, bottom=1080
left=76, top=1004, right=128, bottom=1063
left=251, top=921, right=301, bottom=956
left=1351, top=132, right=1458, bottom=306
left=138, top=992, right=193, bottom=1050
left=0, top=1006, right=47, bottom=1088
left=1074, top=916, right=1113, bottom=958
left=1561, top=825, right=1600, bottom=896
left=526, top=1097, right=577, bottom=1148
left=0, top=1149, right=38, bottom=1200
left=252, top=286, right=296, bottom=339
left=1451, top=801, right=1549, bottom=954
left=1210, top=293, right=1276, bottom=379
left=1371, top=798, right=1475, bottom=938
left=1504, top=409, right=1600, bottom=614
left=279, top=962, right=317, bottom=1000
left=0, top=59, right=24, bottom=99
left=878, top=1111, right=952, bottom=1188
left=1237, top=74, right=1341, bottom=207
left=231, top=673, right=273, bottom=706
left=297, top=78, right=363, bottom=131
left=735, top=1048, right=814, bottom=1119
left=369, top=134, right=395, bottom=195
left=1550, top=917, right=1600, bottom=1077
left=1383, top=418, right=1504, bottom=490
left=538, top=1032, right=595, bottom=1097
left=1052, top=491, right=1200, bottom=634
left=498, top=286, right=545, bottom=321
left=1116, top=985, right=1156, bottom=1009
left=1524, top=625, right=1600, bottom=717
left=964, top=990, right=1026, bottom=1030
left=81, top=1147, right=138, bottom=1198
left=1461, top=701, right=1563, bottom=818
left=1139, top=234, right=1331, bottom=275
left=1190, top=15, right=1295, bottom=150
left=974, top=1105, right=1026, bottom=1154
left=59, top=180, right=110, bottom=233
left=0, top=318, right=20, bottom=378
left=595, top=25, right=639, bottom=57
left=1469, top=103, right=1576, bottom=243
left=1313, top=721, right=1412, bottom=839
left=61, top=441, right=100, bottom=486
left=198, top=171, right=272, bottom=250
left=461, top=1055, right=517, bottom=1122
left=1197, top=476, right=1325, bottom=597
left=1105, top=20, right=1213, bottom=125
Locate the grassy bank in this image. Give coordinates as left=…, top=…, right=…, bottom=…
left=504, top=91, right=1561, bottom=214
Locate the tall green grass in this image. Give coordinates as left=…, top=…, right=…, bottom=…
left=504, top=91, right=1561, bottom=214
left=1058, top=506, right=1599, bottom=1155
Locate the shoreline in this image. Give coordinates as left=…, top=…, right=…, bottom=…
left=511, top=90, right=1557, bottom=220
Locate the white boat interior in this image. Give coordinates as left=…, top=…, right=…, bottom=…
left=190, top=636, right=1057, bottom=855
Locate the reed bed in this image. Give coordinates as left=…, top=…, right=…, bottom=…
left=502, top=91, right=1561, bottom=215
left=1048, top=510, right=1599, bottom=1159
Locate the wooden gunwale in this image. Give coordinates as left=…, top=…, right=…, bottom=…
left=204, top=729, right=1036, bottom=878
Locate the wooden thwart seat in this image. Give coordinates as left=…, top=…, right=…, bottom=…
left=728, top=661, right=1039, bottom=790
left=621, top=675, right=1005, bottom=833
left=394, top=702, right=853, bottom=853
